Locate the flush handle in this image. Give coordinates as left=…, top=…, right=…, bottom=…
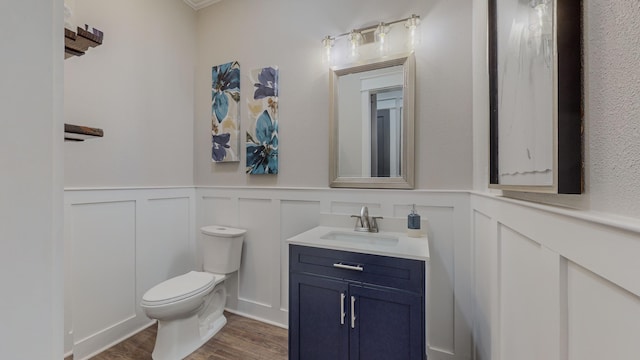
left=350, top=296, right=357, bottom=328
left=333, top=263, right=364, bottom=272
left=340, top=292, right=346, bottom=325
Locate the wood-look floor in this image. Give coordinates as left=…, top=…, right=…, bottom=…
left=66, top=312, right=287, bottom=360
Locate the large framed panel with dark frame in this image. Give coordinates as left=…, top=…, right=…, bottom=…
left=489, top=0, right=583, bottom=194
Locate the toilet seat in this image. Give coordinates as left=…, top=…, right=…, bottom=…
left=142, top=271, right=220, bottom=307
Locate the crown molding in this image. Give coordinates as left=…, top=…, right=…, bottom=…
left=182, top=0, right=222, bottom=11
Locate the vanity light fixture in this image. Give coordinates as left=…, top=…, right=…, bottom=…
left=322, top=14, right=421, bottom=65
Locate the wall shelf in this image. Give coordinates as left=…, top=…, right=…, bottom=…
left=64, top=24, right=105, bottom=142
left=64, top=123, right=104, bottom=142
left=64, top=26, right=103, bottom=59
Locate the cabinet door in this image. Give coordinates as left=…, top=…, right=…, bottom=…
left=349, top=284, right=424, bottom=360
left=289, top=273, right=349, bottom=360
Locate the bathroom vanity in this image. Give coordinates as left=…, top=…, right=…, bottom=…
left=288, top=226, right=429, bottom=360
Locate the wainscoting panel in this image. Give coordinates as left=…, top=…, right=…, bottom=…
left=330, top=200, right=382, bottom=215
left=419, top=206, right=456, bottom=355
left=279, top=200, right=322, bottom=312
left=200, top=196, right=235, bottom=231
left=64, top=187, right=472, bottom=360
left=198, top=195, right=235, bottom=272
left=498, top=224, right=561, bottom=360
left=471, top=193, right=640, bottom=360
left=472, top=210, right=494, bottom=360
left=196, top=187, right=473, bottom=360
left=138, top=196, right=195, bottom=303
left=64, top=188, right=640, bottom=360
left=64, top=188, right=196, bottom=360
left=70, top=201, right=137, bottom=343
left=567, top=261, right=640, bottom=360
left=237, top=198, right=278, bottom=311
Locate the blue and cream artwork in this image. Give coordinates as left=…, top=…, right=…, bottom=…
left=246, top=66, right=279, bottom=174
left=211, top=61, right=240, bottom=162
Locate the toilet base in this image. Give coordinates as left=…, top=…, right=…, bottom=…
left=150, top=283, right=228, bottom=360
left=152, top=313, right=227, bottom=360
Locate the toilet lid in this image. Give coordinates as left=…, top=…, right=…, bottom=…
left=201, top=225, right=247, bottom=237
left=142, top=271, right=216, bottom=306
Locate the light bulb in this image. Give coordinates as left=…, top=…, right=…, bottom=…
left=375, top=22, right=389, bottom=55
left=321, top=35, right=334, bottom=65
left=405, top=14, right=421, bottom=50
left=348, top=30, right=362, bottom=60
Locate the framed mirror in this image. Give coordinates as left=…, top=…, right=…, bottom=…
left=329, top=53, right=415, bottom=189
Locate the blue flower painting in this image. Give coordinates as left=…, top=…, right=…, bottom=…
left=247, top=66, right=279, bottom=174
left=211, top=61, right=240, bottom=162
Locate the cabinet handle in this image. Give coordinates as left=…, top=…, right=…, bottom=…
left=333, top=263, right=364, bottom=272
left=351, top=296, right=356, bottom=329
left=340, top=293, right=346, bottom=325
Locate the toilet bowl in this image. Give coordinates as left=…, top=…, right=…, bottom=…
left=141, top=225, right=246, bottom=360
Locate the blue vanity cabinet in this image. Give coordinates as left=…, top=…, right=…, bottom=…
left=289, top=272, right=350, bottom=360
left=289, top=244, right=425, bottom=360
left=349, top=284, right=424, bottom=360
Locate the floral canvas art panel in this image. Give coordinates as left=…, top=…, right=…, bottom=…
left=212, top=61, right=240, bottom=162
left=246, top=66, right=279, bottom=174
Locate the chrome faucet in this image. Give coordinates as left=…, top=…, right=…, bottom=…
left=360, top=205, right=370, bottom=230
left=350, top=206, right=383, bottom=232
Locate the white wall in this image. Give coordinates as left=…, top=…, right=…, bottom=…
left=0, top=0, right=64, bottom=359
left=64, top=0, right=196, bottom=188
left=194, top=0, right=474, bottom=189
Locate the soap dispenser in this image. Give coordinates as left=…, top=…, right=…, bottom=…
left=407, top=204, right=422, bottom=238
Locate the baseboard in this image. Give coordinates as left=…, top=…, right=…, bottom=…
left=73, top=320, right=156, bottom=360
left=224, top=308, right=288, bottom=330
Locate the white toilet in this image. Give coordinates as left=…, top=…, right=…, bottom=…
left=141, top=225, right=246, bottom=360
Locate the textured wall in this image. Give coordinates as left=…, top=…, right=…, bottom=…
left=473, top=0, right=640, bottom=218
left=64, top=0, right=197, bottom=187
left=586, top=0, right=640, bottom=216
left=193, top=0, right=474, bottom=189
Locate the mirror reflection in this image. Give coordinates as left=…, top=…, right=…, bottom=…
left=329, top=54, right=414, bottom=189
left=337, top=66, right=404, bottom=178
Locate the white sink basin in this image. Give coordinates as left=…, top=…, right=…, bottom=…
left=320, top=231, right=399, bottom=246
left=287, top=225, right=429, bottom=261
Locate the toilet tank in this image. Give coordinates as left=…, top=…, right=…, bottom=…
left=200, top=225, right=246, bottom=274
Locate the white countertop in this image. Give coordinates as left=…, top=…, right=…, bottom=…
left=287, top=225, right=430, bottom=261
